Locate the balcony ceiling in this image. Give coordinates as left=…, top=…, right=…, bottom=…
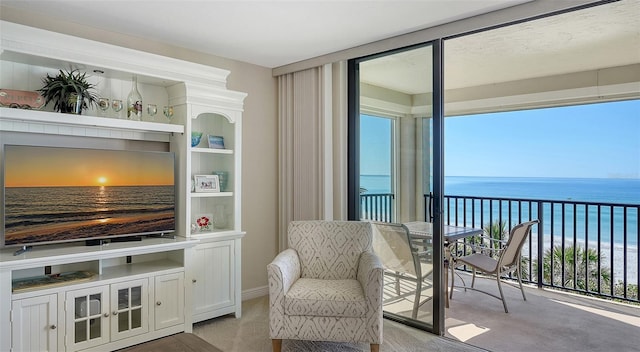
left=0, top=0, right=530, bottom=69
left=361, top=0, right=640, bottom=93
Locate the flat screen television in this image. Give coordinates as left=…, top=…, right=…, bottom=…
left=2, top=145, right=176, bottom=249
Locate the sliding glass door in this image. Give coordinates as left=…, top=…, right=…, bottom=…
left=349, top=0, right=637, bottom=341
left=349, top=43, right=445, bottom=332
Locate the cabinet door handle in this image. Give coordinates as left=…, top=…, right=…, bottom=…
left=156, top=301, right=162, bottom=306
left=104, top=313, right=110, bottom=317
left=192, top=279, right=197, bottom=283
left=112, top=311, right=119, bottom=315
left=50, top=325, right=57, bottom=330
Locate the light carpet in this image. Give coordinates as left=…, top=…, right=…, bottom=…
left=193, top=296, right=486, bottom=352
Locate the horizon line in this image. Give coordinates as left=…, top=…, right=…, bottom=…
left=361, top=174, right=640, bottom=180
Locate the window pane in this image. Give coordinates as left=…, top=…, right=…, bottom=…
left=75, top=320, right=87, bottom=343
left=118, top=311, right=129, bottom=332
left=75, top=296, right=87, bottom=318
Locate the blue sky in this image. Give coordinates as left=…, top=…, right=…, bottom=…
left=360, top=115, right=392, bottom=175
left=361, top=99, right=640, bottom=179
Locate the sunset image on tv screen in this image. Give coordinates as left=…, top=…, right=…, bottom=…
left=4, top=145, right=176, bottom=246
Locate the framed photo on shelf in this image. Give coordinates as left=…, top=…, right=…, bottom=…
left=194, top=174, right=220, bottom=193
left=194, top=213, right=213, bottom=232
left=207, top=135, right=225, bottom=149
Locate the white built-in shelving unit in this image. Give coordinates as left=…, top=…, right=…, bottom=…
left=0, top=20, right=246, bottom=351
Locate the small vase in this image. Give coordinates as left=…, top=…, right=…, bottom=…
left=127, top=75, right=142, bottom=120
left=213, top=205, right=227, bottom=229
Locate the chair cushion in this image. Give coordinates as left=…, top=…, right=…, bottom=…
left=285, top=278, right=367, bottom=318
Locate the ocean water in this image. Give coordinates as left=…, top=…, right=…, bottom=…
left=5, top=185, right=175, bottom=245
left=445, top=176, right=640, bottom=205
left=361, top=175, right=640, bottom=204
left=361, top=175, right=640, bottom=246
left=360, top=175, right=393, bottom=194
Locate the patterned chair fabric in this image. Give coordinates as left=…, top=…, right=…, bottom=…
left=267, top=220, right=384, bottom=351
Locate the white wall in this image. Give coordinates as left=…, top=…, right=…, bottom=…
left=0, top=6, right=278, bottom=296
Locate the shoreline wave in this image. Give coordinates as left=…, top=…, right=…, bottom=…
left=5, top=212, right=175, bottom=246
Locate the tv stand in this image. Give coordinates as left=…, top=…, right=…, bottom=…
left=2, top=237, right=197, bottom=352
left=13, top=246, right=32, bottom=256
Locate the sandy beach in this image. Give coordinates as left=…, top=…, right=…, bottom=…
left=5, top=212, right=175, bottom=246
left=522, top=237, right=638, bottom=285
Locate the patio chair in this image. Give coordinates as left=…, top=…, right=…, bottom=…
left=267, top=220, right=384, bottom=352
left=371, top=222, right=434, bottom=319
left=450, top=220, right=539, bottom=313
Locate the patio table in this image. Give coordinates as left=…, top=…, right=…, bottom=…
left=403, top=221, right=483, bottom=308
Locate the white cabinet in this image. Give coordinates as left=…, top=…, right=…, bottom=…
left=64, top=275, right=181, bottom=351
left=110, top=279, right=149, bottom=341
left=65, top=286, right=111, bottom=350
left=192, top=238, right=242, bottom=322
left=11, top=294, right=58, bottom=352
left=153, top=272, right=185, bottom=330
left=3, top=239, right=194, bottom=352
left=64, top=278, right=155, bottom=351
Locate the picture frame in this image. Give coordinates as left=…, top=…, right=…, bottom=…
left=194, top=213, right=213, bottom=232
left=194, top=174, right=220, bottom=193
left=207, top=135, right=225, bottom=149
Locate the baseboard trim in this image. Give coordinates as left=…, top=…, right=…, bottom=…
left=242, top=285, right=268, bottom=301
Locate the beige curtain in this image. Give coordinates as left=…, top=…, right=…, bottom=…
left=277, top=62, right=348, bottom=251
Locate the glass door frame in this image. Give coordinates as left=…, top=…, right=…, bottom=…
left=347, top=40, right=446, bottom=334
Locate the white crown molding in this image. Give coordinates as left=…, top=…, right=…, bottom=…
left=1, top=21, right=230, bottom=89
left=166, top=83, right=247, bottom=123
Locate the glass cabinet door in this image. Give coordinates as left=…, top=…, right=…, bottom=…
left=66, top=286, right=110, bottom=350
left=110, top=279, right=149, bottom=340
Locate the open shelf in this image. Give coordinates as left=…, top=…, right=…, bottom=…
left=100, top=259, right=184, bottom=281
left=0, top=237, right=196, bottom=271
left=0, top=107, right=184, bottom=134
left=190, top=192, right=233, bottom=198
left=191, top=147, right=233, bottom=154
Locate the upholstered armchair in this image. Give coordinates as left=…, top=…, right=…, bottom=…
left=267, top=220, right=384, bottom=352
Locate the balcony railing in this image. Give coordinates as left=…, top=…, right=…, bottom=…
left=360, top=193, right=394, bottom=222
left=361, top=193, right=639, bottom=303
left=427, top=194, right=639, bottom=304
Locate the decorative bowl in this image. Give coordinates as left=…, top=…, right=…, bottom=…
left=191, top=131, right=203, bottom=147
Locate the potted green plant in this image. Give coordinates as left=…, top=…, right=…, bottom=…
left=37, top=69, right=98, bottom=114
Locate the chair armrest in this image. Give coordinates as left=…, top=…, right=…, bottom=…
left=267, top=248, right=301, bottom=296
left=451, top=237, right=506, bottom=258
left=484, top=237, right=508, bottom=245
left=357, top=251, right=384, bottom=305
left=267, top=249, right=300, bottom=338
left=357, top=251, right=384, bottom=342
left=414, top=249, right=432, bottom=256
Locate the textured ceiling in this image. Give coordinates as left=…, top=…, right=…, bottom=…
left=0, top=0, right=529, bottom=68
left=360, top=0, right=640, bottom=94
